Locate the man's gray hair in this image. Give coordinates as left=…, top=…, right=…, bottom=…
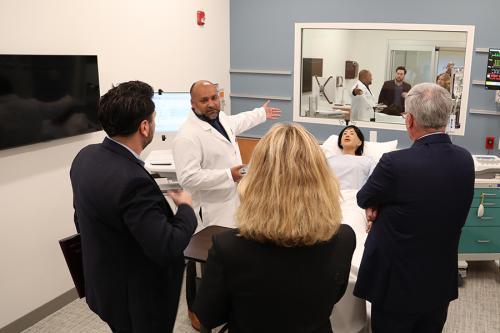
left=405, top=83, right=453, bottom=129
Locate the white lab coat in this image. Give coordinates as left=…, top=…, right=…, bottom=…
left=173, top=108, right=266, bottom=231
left=351, top=80, right=375, bottom=122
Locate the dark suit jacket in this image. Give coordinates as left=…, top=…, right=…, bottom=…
left=353, top=133, right=474, bottom=313
left=70, top=138, right=197, bottom=332
left=378, top=80, right=411, bottom=115
left=193, top=225, right=356, bottom=333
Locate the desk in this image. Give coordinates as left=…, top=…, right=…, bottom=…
left=184, top=226, right=231, bottom=262
left=144, top=150, right=177, bottom=178
left=184, top=226, right=232, bottom=333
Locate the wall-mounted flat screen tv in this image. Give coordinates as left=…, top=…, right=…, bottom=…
left=0, top=54, right=101, bottom=150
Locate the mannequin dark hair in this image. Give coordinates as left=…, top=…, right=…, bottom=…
left=337, top=125, right=365, bottom=156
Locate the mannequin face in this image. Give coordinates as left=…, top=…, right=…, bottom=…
left=341, top=127, right=362, bottom=151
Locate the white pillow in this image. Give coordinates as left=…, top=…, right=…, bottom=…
left=363, top=140, right=398, bottom=159
left=321, top=134, right=397, bottom=159
left=321, top=135, right=342, bottom=158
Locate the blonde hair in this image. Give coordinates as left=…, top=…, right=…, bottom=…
left=236, top=123, right=343, bottom=247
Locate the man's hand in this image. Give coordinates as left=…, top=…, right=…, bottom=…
left=262, top=100, right=281, bottom=120
left=365, top=207, right=378, bottom=232
left=353, top=85, right=363, bottom=96
left=230, top=164, right=246, bottom=182
left=167, top=190, right=192, bottom=206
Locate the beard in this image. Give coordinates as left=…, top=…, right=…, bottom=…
left=205, top=108, right=220, bottom=120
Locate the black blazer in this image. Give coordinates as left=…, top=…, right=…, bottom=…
left=193, top=225, right=356, bottom=333
left=378, top=80, right=411, bottom=114
left=70, top=138, right=197, bottom=332
left=354, top=133, right=474, bottom=313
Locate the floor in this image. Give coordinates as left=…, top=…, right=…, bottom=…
left=22, top=261, right=500, bottom=333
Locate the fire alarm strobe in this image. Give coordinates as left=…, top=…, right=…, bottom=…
left=197, top=11, right=205, bottom=26
left=485, top=136, right=495, bottom=150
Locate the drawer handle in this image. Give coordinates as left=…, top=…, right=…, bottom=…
left=476, top=240, right=491, bottom=244
left=482, top=193, right=497, bottom=197
left=483, top=202, right=496, bottom=206
left=480, top=216, right=493, bottom=220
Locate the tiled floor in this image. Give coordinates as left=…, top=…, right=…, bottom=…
left=22, top=261, right=500, bottom=333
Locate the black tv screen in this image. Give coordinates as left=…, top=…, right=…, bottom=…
left=0, top=54, right=101, bottom=150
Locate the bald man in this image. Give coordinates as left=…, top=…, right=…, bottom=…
left=351, top=69, right=376, bottom=122
left=173, top=81, right=280, bottom=329
left=173, top=80, right=281, bottom=230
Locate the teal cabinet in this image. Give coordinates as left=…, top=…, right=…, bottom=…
left=459, top=187, right=500, bottom=259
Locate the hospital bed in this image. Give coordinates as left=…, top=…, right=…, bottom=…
left=374, top=112, right=405, bottom=124
left=322, top=135, right=399, bottom=333
left=330, top=189, right=371, bottom=333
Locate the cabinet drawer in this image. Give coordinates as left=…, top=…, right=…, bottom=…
left=470, top=195, right=500, bottom=208
left=471, top=189, right=499, bottom=207
left=473, top=189, right=499, bottom=198
left=459, top=227, right=500, bottom=253
left=464, top=208, right=500, bottom=226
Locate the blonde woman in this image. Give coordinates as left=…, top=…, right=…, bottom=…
left=193, top=123, right=356, bottom=333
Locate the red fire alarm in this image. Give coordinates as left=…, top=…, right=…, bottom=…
left=485, top=136, right=495, bottom=150
left=197, top=11, right=205, bottom=26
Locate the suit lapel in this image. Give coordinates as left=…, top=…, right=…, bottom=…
left=101, top=138, right=171, bottom=210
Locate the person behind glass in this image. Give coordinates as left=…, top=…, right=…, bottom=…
left=436, top=73, right=451, bottom=93
left=351, top=69, right=375, bottom=122
left=327, top=125, right=376, bottom=191
left=378, top=66, right=412, bottom=116
left=70, top=81, right=198, bottom=333
left=193, top=123, right=356, bottom=333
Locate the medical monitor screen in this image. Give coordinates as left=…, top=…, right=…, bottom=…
left=153, top=92, right=191, bottom=132
left=485, top=48, right=500, bottom=90
left=0, top=54, right=101, bottom=150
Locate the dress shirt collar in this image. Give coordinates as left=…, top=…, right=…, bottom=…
left=107, top=136, right=143, bottom=162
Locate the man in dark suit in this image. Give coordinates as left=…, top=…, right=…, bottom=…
left=70, top=81, right=197, bottom=333
left=354, top=82, right=474, bottom=333
left=378, top=66, right=412, bottom=115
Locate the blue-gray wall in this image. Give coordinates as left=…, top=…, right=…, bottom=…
left=230, top=0, right=500, bottom=154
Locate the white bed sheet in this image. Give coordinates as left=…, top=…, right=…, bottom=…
left=330, top=189, right=371, bottom=333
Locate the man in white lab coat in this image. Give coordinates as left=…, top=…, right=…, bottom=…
left=174, top=80, right=281, bottom=329
left=351, top=69, right=376, bottom=122
left=174, top=80, right=281, bottom=230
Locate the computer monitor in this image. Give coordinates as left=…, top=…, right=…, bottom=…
left=152, top=92, right=191, bottom=132
left=485, top=48, right=500, bottom=90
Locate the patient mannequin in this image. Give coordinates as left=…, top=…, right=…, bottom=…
left=327, top=125, right=376, bottom=190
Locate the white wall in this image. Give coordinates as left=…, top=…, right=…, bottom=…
left=302, top=29, right=354, bottom=104
left=0, top=0, right=230, bottom=328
